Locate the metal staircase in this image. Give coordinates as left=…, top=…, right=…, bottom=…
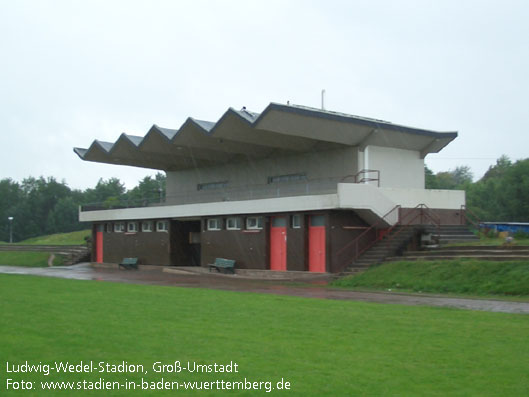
left=344, top=225, right=420, bottom=274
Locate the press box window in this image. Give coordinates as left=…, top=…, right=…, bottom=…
left=246, top=216, right=263, bottom=230
left=291, top=214, right=301, bottom=229
left=114, top=222, right=125, bottom=233
left=127, top=222, right=138, bottom=233
left=197, top=181, right=228, bottom=191
left=142, top=221, right=153, bottom=232
left=226, top=217, right=242, bottom=230
left=268, top=173, right=307, bottom=184
left=156, top=220, right=169, bottom=232
left=207, top=218, right=222, bottom=231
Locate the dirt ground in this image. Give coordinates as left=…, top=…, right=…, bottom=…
left=1, top=263, right=528, bottom=314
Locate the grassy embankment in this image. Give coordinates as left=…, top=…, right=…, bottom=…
left=1, top=274, right=529, bottom=396
left=0, top=230, right=90, bottom=267
left=333, top=259, right=529, bottom=296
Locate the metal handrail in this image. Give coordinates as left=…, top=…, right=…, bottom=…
left=80, top=176, right=345, bottom=212
left=460, top=205, right=480, bottom=229
left=383, top=204, right=441, bottom=247
left=336, top=203, right=441, bottom=270
left=341, top=169, right=380, bottom=186
left=336, top=204, right=401, bottom=259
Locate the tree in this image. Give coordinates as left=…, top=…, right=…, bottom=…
left=466, top=157, right=529, bottom=221
left=126, top=173, right=166, bottom=206
left=425, top=165, right=473, bottom=190
left=83, top=178, right=126, bottom=206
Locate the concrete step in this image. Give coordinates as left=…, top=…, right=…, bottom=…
left=432, top=245, right=529, bottom=251
left=386, top=255, right=529, bottom=261
left=434, top=231, right=477, bottom=236
left=403, top=249, right=529, bottom=256
left=440, top=238, right=480, bottom=244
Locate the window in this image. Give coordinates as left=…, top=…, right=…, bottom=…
left=105, top=223, right=112, bottom=232
left=197, top=181, right=228, bottom=191
left=310, top=215, right=325, bottom=227
left=142, top=221, right=153, bottom=232
left=272, top=217, right=287, bottom=227
left=246, top=216, right=263, bottom=230
left=114, top=222, right=125, bottom=233
left=226, top=217, right=242, bottom=230
left=207, top=218, right=222, bottom=231
left=156, top=220, right=169, bottom=232
left=268, top=173, right=307, bottom=184
left=291, top=214, right=301, bottom=229
left=127, top=222, right=138, bottom=233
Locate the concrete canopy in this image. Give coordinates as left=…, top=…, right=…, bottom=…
left=73, top=103, right=458, bottom=170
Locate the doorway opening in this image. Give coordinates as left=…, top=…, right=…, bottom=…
left=170, top=220, right=201, bottom=266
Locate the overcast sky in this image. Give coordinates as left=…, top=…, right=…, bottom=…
left=1, top=0, right=528, bottom=190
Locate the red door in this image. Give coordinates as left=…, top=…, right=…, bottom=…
left=270, top=217, right=287, bottom=271
left=95, top=225, right=104, bottom=263
left=309, top=215, right=326, bottom=272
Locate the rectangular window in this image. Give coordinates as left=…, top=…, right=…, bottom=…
left=156, top=220, right=169, bottom=232
left=291, top=214, right=301, bottom=229
left=127, top=222, right=138, bottom=233
left=105, top=223, right=112, bottom=233
left=197, top=181, right=228, bottom=191
left=246, top=216, right=263, bottom=230
left=272, top=217, right=287, bottom=227
left=142, top=221, right=153, bottom=232
left=114, top=222, right=125, bottom=233
left=207, top=218, right=222, bottom=231
left=310, top=215, right=325, bottom=227
left=268, top=173, right=307, bottom=184
left=226, top=217, right=242, bottom=230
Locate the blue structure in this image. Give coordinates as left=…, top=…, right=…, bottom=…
left=480, top=222, right=529, bottom=234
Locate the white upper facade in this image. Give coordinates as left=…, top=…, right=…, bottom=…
left=75, top=102, right=462, bottom=221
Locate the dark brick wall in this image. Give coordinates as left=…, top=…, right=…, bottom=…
left=101, top=227, right=171, bottom=265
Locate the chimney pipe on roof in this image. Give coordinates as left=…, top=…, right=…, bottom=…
left=321, top=89, right=325, bottom=110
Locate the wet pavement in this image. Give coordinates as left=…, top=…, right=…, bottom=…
left=1, top=264, right=529, bottom=314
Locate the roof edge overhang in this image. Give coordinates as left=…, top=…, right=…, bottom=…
left=74, top=102, right=459, bottom=170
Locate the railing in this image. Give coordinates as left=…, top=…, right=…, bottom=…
left=460, top=205, right=480, bottom=229
left=81, top=169, right=386, bottom=212
left=336, top=204, right=401, bottom=265
left=336, top=203, right=441, bottom=271
left=341, top=169, right=380, bottom=187
left=383, top=204, right=441, bottom=249
left=80, top=177, right=343, bottom=212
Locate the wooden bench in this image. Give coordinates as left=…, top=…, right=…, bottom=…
left=208, top=258, right=236, bottom=274
left=119, top=257, right=139, bottom=270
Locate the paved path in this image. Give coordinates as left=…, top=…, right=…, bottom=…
left=1, top=264, right=528, bottom=314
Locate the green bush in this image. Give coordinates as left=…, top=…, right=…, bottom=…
left=514, top=230, right=529, bottom=239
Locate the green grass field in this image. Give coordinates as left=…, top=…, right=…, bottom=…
left=0, top=230, right=90, bottom=267
left=0, top=252, right=64, bottom=267
left=333, top=259, right=529, bottom=296
left=18, top=230, right=91, bottom=245
left=1, top=274, right=528, bottom=396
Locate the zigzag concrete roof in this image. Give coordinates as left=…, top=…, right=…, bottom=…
left=74, top=102, right=458, bottom=171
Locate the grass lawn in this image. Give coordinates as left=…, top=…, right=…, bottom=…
left=0, top=230, right=90, bottom=267
left=19, top=230, right=91, bottom=245
left=1, top=275, right=528, bottom=396
left=333, top=259, right=529, bottom=296
left=0, top=252, right=64, bottom=267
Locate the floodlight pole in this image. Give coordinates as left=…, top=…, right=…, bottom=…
left=8, top=216, right=13, bottom=244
